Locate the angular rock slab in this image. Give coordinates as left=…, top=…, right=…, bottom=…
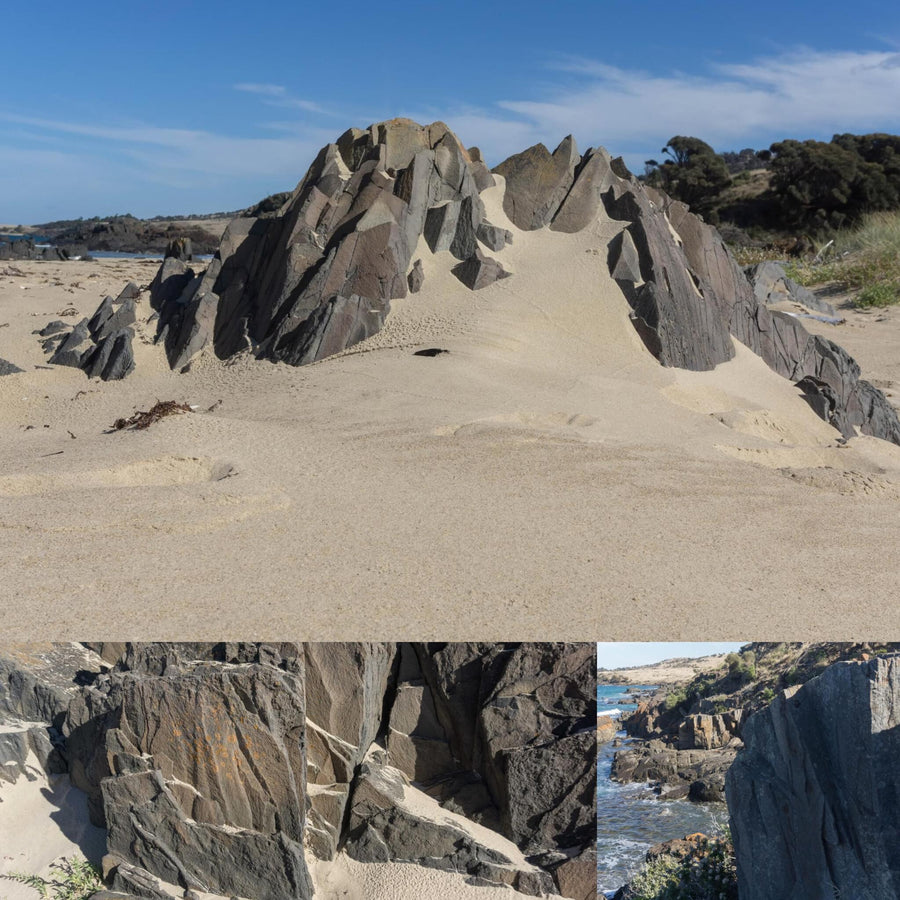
left=344, top=755, right=553, bottom=897
left=65, top=661, right=314, bottom=899
left=303, top=642, right=395, bottom=859
left=492, top=136, right=580, bottom=231
left=452, top=249, right=511, bottom=290
left=727, top=655, right=900, bottom=900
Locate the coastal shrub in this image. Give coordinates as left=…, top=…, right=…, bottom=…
left=777, top=210, right=900, bottom=307
left=725, top=650, right=756, bottom=684
left=644, top=136, right=731, bottom=216
left=624, top=839, right=738, bottom=900
left=4, top=857, right=102, bottom=900
left=855, top=282, right=900, bottom=308
left=760, top=686, right=776, bottom=704
left=625, top=854, right=682, bottom=899
left=665, top=686, right=689, bottom=711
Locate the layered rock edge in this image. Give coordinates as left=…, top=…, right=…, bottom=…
left=0, top=641, right=597, bottom=900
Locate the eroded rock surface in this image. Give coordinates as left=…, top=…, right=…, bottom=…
left=150, top=119, right=511, bottom=371
left=727, top=655, right=900, bottom=900
left=1, top=642, right=595, bottom=900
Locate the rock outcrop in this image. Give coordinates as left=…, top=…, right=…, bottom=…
left=602, top=177, right=900, bottom=443
left=149, top=118, right=506, bottom=372
left=744, top=260, right=839, bottom=319
left=611, top=740, right=734, bottom=802
left=727, top=654, right=900, bottom=900
left=44, top=288, right=139, bottom=380
left=139, top=119, right=900, bottom=447
left=1, top=642, right=595, bottom=900
left=486, top=134, right=900, bottom=444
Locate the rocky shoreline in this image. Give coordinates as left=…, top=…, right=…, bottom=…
left=601, top=644, right=900, bottom=899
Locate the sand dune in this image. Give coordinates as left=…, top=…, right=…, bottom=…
left=2, top=181, right=900, bottom=637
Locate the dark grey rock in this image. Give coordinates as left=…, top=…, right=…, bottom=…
left=115, top=282, right=141, bottom=303
left=302, top=642, right=396, bottom=860
left=149, top=258, right=196, bottom=310
left=604, top=178, right=900, bottom=443
left=493, top=136, right=580, bottom=230
left=66, top=662, right=314, bottom=900
left=164, top=238, right=193, bottom=262
left=551, top=146, right=618, bottom=234
left=611, top=741, right=735, bottom=802
left=476, top=221, right=513, bottom=252
left=95, top=298, right=137, bottom=342
left=344, top=758, right=553, bottom=896
left=0, top=724, right=62, bottom=784
left=424, top=201, right=462, bottom=253
left=745, top=260, right=838, bottom=317
left=727, top=655, right=900, bottom=900
left=145, top=120, right=502, bottom=372
left=88, top=297, right=115, bottom=338
left=38, top=320, right=69, bottom=337
left=452, top=249, right=511, bottom=290
left=84, top=328, right=135, bottom=381
left=407, top=258, right=425, bottom=293
left=0, top=357, right=24, bottom=375
left=49, top=319, right=94, bottom=368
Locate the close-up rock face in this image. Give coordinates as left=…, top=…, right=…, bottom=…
left=83, top=116, right=898, bottom=446
left=727, top=654, right=900, bottom=900
left=0, top=641, right=596, bottom=900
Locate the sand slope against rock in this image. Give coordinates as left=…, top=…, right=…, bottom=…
left=0, top=642, right=595, bottom=900
left=2, top=121, right=900, bottom=635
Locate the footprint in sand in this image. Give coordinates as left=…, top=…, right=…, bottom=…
left=0, top=456, right=236, bottom=496
left=434, top=411, right=600, bottom=438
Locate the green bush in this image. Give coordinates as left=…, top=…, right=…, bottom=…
left=856, top=282, right=900, bottom=308
left=625, top=839, right=738, bottom=900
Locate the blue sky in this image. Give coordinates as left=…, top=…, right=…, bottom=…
left=597, top=643, right=747, bottom=670
left=4, top=0, right=900, bottom=222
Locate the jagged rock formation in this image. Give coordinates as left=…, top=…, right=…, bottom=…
left=0, top=237, right=74, bottom=261
left=136, top=119, right=900, bottom=447
left=43, top=283, right=139, bottom=380
left=727, top=654, right=900, bottom=900
left=0, top=642, right=596, bottom=900
left=149, top=118, right=507, bottom=372
left=0, top=643, right=103, bottom=783
left=491, top=135, right=900, bottom=443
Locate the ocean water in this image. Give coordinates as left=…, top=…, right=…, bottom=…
left=596, top=684, right=728, bottom=897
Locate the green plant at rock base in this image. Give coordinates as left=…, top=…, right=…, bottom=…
left=624, top=839, right=738, bottom=900
left=3, top=857, right=102, bottom=900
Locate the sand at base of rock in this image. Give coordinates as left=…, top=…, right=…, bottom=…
left=2, top=185, right=900, bottom=636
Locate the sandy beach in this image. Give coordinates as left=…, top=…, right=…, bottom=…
left=2, top=182, right=900, bottom=639
left=597, top=653, right=731, bottom=685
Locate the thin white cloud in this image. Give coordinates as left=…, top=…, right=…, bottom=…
left=233, top=83, right=333, bottom=116
left=420, top=48, right=900, bottom=167
left=234, top=82, right=288, bottom=97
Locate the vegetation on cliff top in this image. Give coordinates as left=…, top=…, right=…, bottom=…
left=658, top=642, right=900, bottom=721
